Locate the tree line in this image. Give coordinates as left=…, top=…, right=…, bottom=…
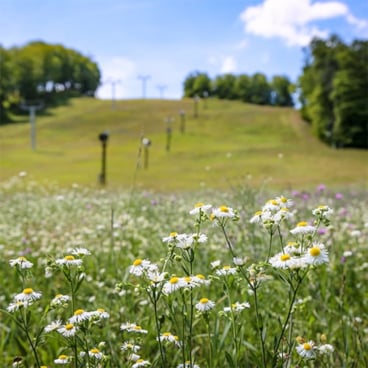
left=298, top=35, right=367, bottom=149
left=0, top=41, right=101, bottom=122
left=183, top=71, right=294, bottom=107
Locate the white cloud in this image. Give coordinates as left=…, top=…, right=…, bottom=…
left=220, top=56, right=237, bottom=73
left=95, top=56, right=136, bottom=99
left=240, top=0, right=368, bottom=46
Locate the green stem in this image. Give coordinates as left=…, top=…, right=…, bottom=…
left=253, top=286, right=267, bottom=368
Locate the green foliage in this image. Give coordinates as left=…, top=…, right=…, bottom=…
left=183, top=71, right=293, bottom=107
left=298, top=35, right=368, bottom=148
left=0, top=41, right=101, bottom=123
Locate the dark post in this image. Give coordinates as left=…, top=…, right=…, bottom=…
left=203, top=91, right=209, bottom=109
left=142, top=137, right=151, bottom=169
left=98, top=132, right=109, bottom=185
left=179, top=110, right=186, bottom=134
left=193, top=95, right=199, bottom=118
left=165, top=117, right=173, bottom=152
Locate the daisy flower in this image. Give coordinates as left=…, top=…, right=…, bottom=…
left=296, top=341, right=316, bottom=359
left=44, top=320, right=62, bottom=332
left=129, top=259, right=157, bottom=277
left=92, top=308, right=110, bottom=320
left=14, top=288, right=42, bottom=303
left=233, top=256, right=248, bottom=266
left=51, top=294, right=71, bottom=307
left=223, top=301, right=250, bottom=313
left=9, top=256, right=33, bottom=269
left=211, top=205, right=236, bottom=219
left=121, top=342, right=141, bottom=352
left=57, top=323, right=78, bottom=338
left=273, top=207, right=293, bottom=223
left=54, top=355, right=71, bottom=364
left=318, top=344, right=334, bottom=354
left=162, top=232, right=180, bottom=243
left=215, top=265, right=237, bottom=276
left=269, top=253, right=299, bottom=269
left=181, top=276, right=200, bottom=289
left=262, top=199, right=281, bottom=212
left=120, top=323, right=148, bottom=334
left=69, top=247, right=91, bottom=256
left=303, top=243, right=329, bottom=265
left=249, top=210, right=263, bottom=224
left=163, top=276, right=184, bottom=294
left=210, top=260, right=221, bottom=269
left=158, top=332, right=181, bottom=347
left=55, top=255, right=83, bottom=267
left=189, top=202, right=212, bottom=215
left=132, top=359, right=150, bottom=368
left=195, top=298, right=215, bottom=312
left=312, top=205, right=333, bottom=218
left=192, top=274, right=211, bottom=286
left=7, top=301, right=26, bottom=313
left=88, top=348, right=103, bottom=360
left=275, top=195, right=293, bottom=208
left=68, top=309, right=92, bottom=324
left=290, top=221, right=316, bottom=235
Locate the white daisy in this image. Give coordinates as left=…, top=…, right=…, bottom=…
left=212, top=205, right=236, bottom=219
left=120, top=323, right=148, bottom=334
left=195, top=298, right=215, bottom=312
left=69, top=247, right=91, bottom=256
left=7, top=301, right=26, bottom=313
left=92, top=308, right=110, bottom=320
left=223, top=301, right=250, bottom=313
left=9, top=256, right=33, bottom=269
left=275, top=195, right=293, bottom=208
left=262, top=199, right=281, bottom=212
left=318, top=344, right=334, bottom=354
left=57, top=323, right=78, bottom=337
left=162, top=232, right=180, bottom=243
left=88, top=348, right=103, bottom=360
left=189, top=202, right=212, bottom=215
left=296, top=341, right=316, bottom=359
left=158, top=332, right=181, bottom=347
left=303, top=243, right=329, bottom=265
left=44, top=319, right=62, bottom=332
left=312, top=205, right=333, bottom=219
left=55, top=255, right=83, bottom=267
left=54, top=355, right=70, bottom=364
left=51, top=294, right=71, bottom=307
left=14, top=288, right=42, bottom=303
left=121, top=342, right=141, bottom=352
left=269, top=253, right=299, bottom=269
left=216, top=265, right=237, bottom=276
left=249, top=210, right=264, bottom=224
left=129, top=259, right=157, bottom=277
left=68, top=309, right=92, bottom=324
left=163, top=276, right=184, bottom=294
left=132, top=359, right=151, bottom=368
left=192, top=274, right=211, bottom=286
left=290, top=221, right=316, bottom=235
left=181, top=276, right=200, bottom=289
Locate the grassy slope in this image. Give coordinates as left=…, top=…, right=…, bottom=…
left=0, top=97, right=367, bottom=191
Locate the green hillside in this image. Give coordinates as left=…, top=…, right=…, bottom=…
left=1, top=97, right=367, bottom=191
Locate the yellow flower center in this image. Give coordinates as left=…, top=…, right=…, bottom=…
left=90, top=348, right=100, bottom=354
left=169, top=232, right=178, bottom=237
left=219, top=205, right=229, bottom=212
left=19, top=256, right=27, bottom=261
left=303, top=343, right=312, bottom=350
left=136, top=360, right=144, bottom=363
left=195, top=202, right=204, bottom=208
left=97, top=308, right=105, bottom=313
left=297, top=221, right=308, bottom=227
left=74, top=309, right=85, bottom=315
left=309, top=247, right=321, bottom=257
left=280, top=196, right=287, bottom=203
left=287, top=241, right=298, bottom=247
left=65, top=255, right=75, bottom=261
left=55, top=294, right=63, bottom=298
left=65, top=323, right=74, bottom=330
left=223, top=265, right=231, bottom=270
left=184, top=276, right=192, bottom=283
left=280, top=254, right=291, bottom=261
left=196, top=274, right=205, bottom=280
left=270, top=199, right=278, bottom=205
left=134, top=325, right=142, bottom=330
left=318, top=205, right=327, bottom=209
left=200, top=298, right=209, bottom=304
left=23, top=288, right=33, bottom=294
left=58, top=355, right=68, bottom=360
left=133, top=259, right=142, bottom=266
left=163, top=332, right=171, bottom=336
left=169, top=277, right=179, bottom=284
left=255, top=210, right=263, bottom=216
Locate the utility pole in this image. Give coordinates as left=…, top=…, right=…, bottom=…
left=138, top=75, right=151, bottom=99
left=20, top=102, right=44, bottom=150
left=157, top=84, right=167, bottom=99
left=104, top=79, right=121, bottom=109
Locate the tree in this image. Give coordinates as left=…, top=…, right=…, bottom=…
left=183, top=71, right=211, bottom=97
left=249, top=73, right=271, bottom=105
left=234, top=74, right=252, bottom=102
left=271, top=75, right=294, bottom=107
left=212, top=74, right=237, bottom=99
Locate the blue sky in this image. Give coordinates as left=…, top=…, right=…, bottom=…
left=1, top=0, right=367, bottom=99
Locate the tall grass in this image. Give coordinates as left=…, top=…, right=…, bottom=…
left=0, top=174, right=367, bottom=367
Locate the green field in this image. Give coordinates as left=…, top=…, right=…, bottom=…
left=1, top=97, right=367, bottom=191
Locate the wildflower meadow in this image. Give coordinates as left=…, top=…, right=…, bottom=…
left=0, top=174, right=367, bottom=367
